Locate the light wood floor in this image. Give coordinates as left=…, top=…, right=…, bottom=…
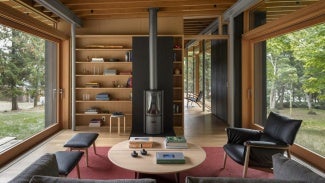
left=0, top=106, right=228, bottom=182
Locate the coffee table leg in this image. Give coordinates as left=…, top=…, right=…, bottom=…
left=134, top=172, right=139, bottom=179
left=175, top=172, right=180, bottom=183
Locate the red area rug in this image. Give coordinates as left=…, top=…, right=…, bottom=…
left=68, top=147, right=273, bottom=183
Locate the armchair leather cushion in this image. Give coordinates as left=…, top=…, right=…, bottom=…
left=264, top=112, right=302, bottom=145
left=226, top=128, right=261, bottom=144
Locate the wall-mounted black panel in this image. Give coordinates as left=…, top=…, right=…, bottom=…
left=132, top=37, right=174, bottom=135
left=211, top=39, right=228, bottom=121
left=234, top=13, right=243, bottom=127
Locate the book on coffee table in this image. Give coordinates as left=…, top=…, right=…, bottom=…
left=156, top=152, right=185, bottom=164
left=129, top=137, right=153, bottom=148
left=165, top=136, right=188, bottom=149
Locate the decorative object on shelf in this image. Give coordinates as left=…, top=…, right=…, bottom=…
left=173, top=104, right=180, bottom=113
left=126, top=77, right=132, bottom=88
left=174, top=42, right=182, bottom=48
left=82, top=93, right=90, bottom=101
left=102, top=110, right=110, bottom=114
left=173, top=52, right=177, bottom=61
left=125, top=50, right=132, bottom=62
left=156, top=151, right=185, bottom=164
left=96, top=93, right=110, bottom=101
left=107, top=58, right=120, bottom=62
left=112, top=80, right=119, bottom=88
left=174, top=68, right=181, bottom=75
left=112, top=112, right=124, bottom=116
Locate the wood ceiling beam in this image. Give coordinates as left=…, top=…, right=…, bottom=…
left=184, top=34, right=228, bottom=40
left=61, top=0, right=236, bottom=6
left=77, top=10, right=224, bottom=18
left=73, top=6, right=225, bottom=16
left=67, top=5, right=232, bottom=12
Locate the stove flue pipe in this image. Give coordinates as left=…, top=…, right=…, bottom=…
left=149, top=8, right=159, bottom=90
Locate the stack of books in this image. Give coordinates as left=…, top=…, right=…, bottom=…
left=85, top=82, right=101, bottom=88
left=91, top=58, right=104, bottom=62
left=129, top=137, right=153, bottom=148
left=164, top=136, right=188, bottom=149
left=84, top=107, right=100, bottom=114
left=89, top=118, right=103, bottom=127
left=96, top=93, right=110, bottom=101
left=156, top=152, right=185, bottom=164
left=103, top=69, right=117, bottom=75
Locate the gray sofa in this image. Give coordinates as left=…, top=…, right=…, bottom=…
left=9, top=152, right=324, bottom=183
left=185, top=153, right=325, bottom=183
left=8, top=153, right=155, bottom=183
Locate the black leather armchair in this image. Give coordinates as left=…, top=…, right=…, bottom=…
left=223, top=112, right=302, bottom=177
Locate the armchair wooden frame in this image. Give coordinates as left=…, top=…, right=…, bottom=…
left=223, top=143, right=291, bottom=177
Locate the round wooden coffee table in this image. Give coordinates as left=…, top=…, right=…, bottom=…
left=108, top=137, right=206, bottom=182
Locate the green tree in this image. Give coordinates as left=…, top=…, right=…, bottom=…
left=25, top=36, right=45, bottom=107
left=266, top=35, right=298, bottom=110
left=289, top=23, right=325, bottom=113
left=0, top=25, right=45, bottom=110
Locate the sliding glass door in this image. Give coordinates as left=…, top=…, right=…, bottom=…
left=0, top=24, right=58, bottom=152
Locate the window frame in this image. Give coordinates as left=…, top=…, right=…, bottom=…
left=0, top=2, right=69, bottom=167
left=241, top=1, right=325, bottom=172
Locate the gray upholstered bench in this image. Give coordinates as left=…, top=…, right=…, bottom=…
left=63, top=133, right=99, bottom=166
left=55, top=151, right=84, bottom=178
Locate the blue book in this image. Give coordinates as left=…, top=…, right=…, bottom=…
left=156, top=152, right=185, bottom=164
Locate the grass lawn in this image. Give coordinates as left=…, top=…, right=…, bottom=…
left=0, top=108, right=44, bottom=140
left=277, top=108, right=325, bottom=157
left=0, top=105, right=323, bottom=157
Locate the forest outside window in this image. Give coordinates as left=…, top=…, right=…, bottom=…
left=0, top=24, right=58, bottom=152
left=254, top=23, right=325, bottom=157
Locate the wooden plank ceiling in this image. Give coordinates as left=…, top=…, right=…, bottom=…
left=0, top=0, right=321, bottom=35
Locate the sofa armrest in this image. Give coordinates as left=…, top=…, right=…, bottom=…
left=272, top=153, right=325, bottom=183
left=185, top=176, right=305, bottom=183
left=8, top=153, right=59, bottom=183
left=30, top=176, right=156, bottom=183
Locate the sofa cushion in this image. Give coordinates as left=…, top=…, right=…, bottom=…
left=185, top=176, right=303, bottom=183
left=272, top=153, right=325, bottom=183
left=9, top=153, right=59, bottom=183
left=29, top=175, right=156, bottom=183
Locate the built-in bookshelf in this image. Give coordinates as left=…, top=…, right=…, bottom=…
left=75, top=35, right=133, bottom=127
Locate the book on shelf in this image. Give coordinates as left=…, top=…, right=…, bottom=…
left=85, top=107, right=100, bottom=114
left=165, top=136, right=188, bottom=149
left=103, top=69, right=117, bottom=75
left=156, top=152, right=185, bottom=164
left=85, top=82, right=101, bottom=88
left=91, top=58, right=104, bottom=62
left=96, top=93, right=110, bottom=101
left=129, top=137, right=153, bottom=148
left=89, top=118, right=103, bottom=127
